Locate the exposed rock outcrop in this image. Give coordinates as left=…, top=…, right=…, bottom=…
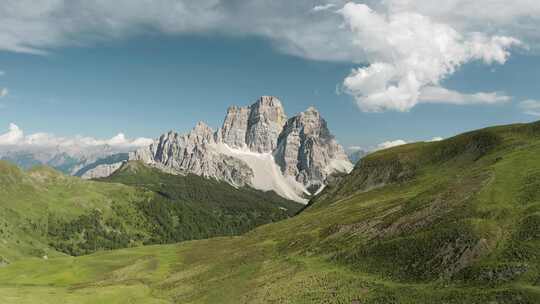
left=245, top=96, right=288, bottom=153
left=218, top=96, right=287, bottom=153
left=131, top=122, right=254, bottom=187
left=219, top=106, right=251, bottom=149
left=81, top=162, right=124, bottom=179
left=274, top=106, right=352, bottom=191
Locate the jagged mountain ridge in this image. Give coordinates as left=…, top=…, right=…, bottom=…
left=131, top=96, right=352, bottom=202
left=0, top=147, right=125, bottom=176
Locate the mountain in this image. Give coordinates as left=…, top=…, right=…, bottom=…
left=131, top=96, right=352, bottom=202
left=0, top=150, right=78, bottom=174
left=347, top=148, right=369, bottom=163
left=0, top=160, right=301, bottom=261
left=2, top=121, right=540, bottom=303
left=273, top=106, right=352, bottom=192
left=219, top=95, right=287, bottom=153
left=0, top=146, right=129, bottom=176
left=73, top=152, right=129, bottom=179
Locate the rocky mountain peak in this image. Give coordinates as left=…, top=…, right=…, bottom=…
left=194, top=121, right=211, bottom=130
left=191, top=121, right=215, bottom=143
left=286, top=106, right=330, bottom=139
left=304, top=106, right=319, bottom=114
left=246, top=96, right=287, bottom=153
left=130, top=97, right=352, bottom=202
left=219, top=96, right=287, bottom=153
left=273, top=106, right=351, bottom=191
left=252, top=95, right=284, bottom=109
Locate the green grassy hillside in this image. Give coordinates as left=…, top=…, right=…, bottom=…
left=0, top=161, right=301, bottom=261
left=101, top=161, right=302, bottom=219
left=2, top=121, right=540, bottom=303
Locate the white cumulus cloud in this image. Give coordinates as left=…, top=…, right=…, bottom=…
left=340, top=2, right=520, bottom=112
left=0, top=123, right=24, bottom=145
left=0, top=0, right=536, bottom=63
left=0, top=0, right=536, bottom=114
left=0, top=123, right=152, bottom=151
left=0, top=88, right=7, bottom=98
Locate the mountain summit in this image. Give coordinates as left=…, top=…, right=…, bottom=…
left=131, top=96, right=352, bottom=202
left=219, top=96, right=288, bottom=153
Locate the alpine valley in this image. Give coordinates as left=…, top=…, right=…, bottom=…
left=2, top=115, right=540, bottom=303
left=0, top=96, right=351, bottom=263
left=0, top=1, right=536, bottom=303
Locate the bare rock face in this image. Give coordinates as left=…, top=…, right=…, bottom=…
left=219, top=96, right=287, bottom=153
left=273, top=107, right=352, bottom=191
left=81, top=162, right=124, bottom=179
left=130, top=97, right=352, bottom=202
left=131, top=121, right=254, bottom=187
left=220, top=106, right=250, bottom=149
left=245, top=96, right=287, bottom=153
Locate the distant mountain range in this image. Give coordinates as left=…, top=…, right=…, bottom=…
left=347, top=148, right=369, bottom=164
left=0, top=147, right=129, bottom=178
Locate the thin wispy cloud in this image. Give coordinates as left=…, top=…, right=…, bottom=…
left=313, top=4, right=335, bottom=12
left=419, top=86, right=511, bottom=105
left=347, top=139, right=408, bottom=153
left=519, top=100, right=540, bottom=116
left=347, top=145, right=364, bottom=151
left=350, top=135, right=445, bottom=153
left=376, top=139, right=408, bottom=150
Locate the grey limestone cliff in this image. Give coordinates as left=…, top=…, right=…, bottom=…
left=273, top=106, right=351, bottom=191
left=131, top=121, right=253, bottom=187
left=81, top=162, right=124, bottom=179
left=130, top=96, right=352, bottom=201
left=218, top=96, right=287, bottom=153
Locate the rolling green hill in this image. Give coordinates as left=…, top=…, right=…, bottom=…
left=2, top=121, right=540, bottom=303
left=0, top=160, right=301, bottom=262
left=101, top=161, right=302, bottom=219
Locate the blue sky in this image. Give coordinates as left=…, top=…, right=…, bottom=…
left=0, top=1, right=539, bottom=150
